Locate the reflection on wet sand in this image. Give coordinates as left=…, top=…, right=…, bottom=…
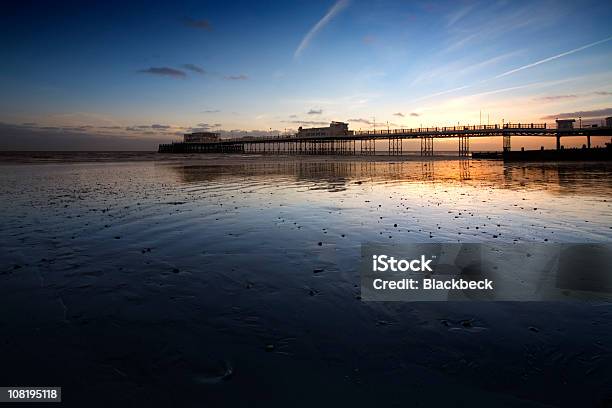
left=171, top=158, right=612, bottom=196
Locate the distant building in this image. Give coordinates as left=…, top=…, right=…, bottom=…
left=183, top=132, right=220, bottom=143
left=297, top=121, right=352, bottom=138
left=606, top=117, right=612, bottom=128
left=556, top=119, right=575, bottom=129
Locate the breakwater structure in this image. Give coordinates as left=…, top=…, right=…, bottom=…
left=158, top=119, right=612, bottom=160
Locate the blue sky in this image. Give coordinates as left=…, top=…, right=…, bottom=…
left=1, top=0, right=612, bottom=145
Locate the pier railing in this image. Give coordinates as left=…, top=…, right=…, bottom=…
left=503, top=123, right=547, bottom=129
left=351, top=123, right=551, bottom=136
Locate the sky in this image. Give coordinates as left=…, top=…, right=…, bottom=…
left=1, top=0, right=612, bottom=150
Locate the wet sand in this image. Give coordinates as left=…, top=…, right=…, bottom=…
left=0, top=153, right=611, bottom=407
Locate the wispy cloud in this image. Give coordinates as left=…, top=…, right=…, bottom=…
left=129, top=124, right=173, bottom=131
left=182, top=64, right=206, bottom=74
left=410, top=50, right=522, bottom=87
left=282, top=120, right=329, bottom=126
left=137, top=67, right=186, bottom=78
left=534, top=94, right=578, bottom=101
left=224, top=74, right=248, bottom=80
left=0, top=123, right=175, bottom=150
left=443, top=2, right=566, bottom=53
left=183, top=17, right=212, bottom=31
left=202, top=109, right=220, bottom=113
left=411, top=49, right=606, bottom=103
left=347, top=118, right=399, bottom=127
left=456, top=78, right=575, bottom=100
left=444, top=33, right=478, bottom=53
left=415, top=85, right=470, bottom=101
left=5, top=121, right=183, bottom=138
left=595, top=91, right=612, bottom=96
left=392, top=112, right=419, bottom=117
left=541, top=107, right=612, bottom=120
left=446, top=4, right=475, bottom=27
left=140, top=65, right=251, bottom=81
left=307, top=109, right=323, bottom=115
left=294, top=0, right=350, bottom=59
left=495, top=36, right=612, bottom=79
left=347, top=118, right=373, bottom=125
left=455, top=50, right=523, bottom=76
left=196, top=122, right=222, bottom=129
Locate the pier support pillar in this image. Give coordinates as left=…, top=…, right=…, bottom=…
left=360, top=138, right=375, bottom=155
left=587, top=135, right=591, bottom=149
left=388, top=137, right=402, bottom=155
left=503, top=134, right=511, bottom=152
left=458, top=136, right=470, bottom=157
left=556, top=134, right=561, bottom=150
left=420, top=136, right=433, bottom=156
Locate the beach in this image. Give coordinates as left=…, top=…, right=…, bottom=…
left=0, top=153, right=611, bottom=407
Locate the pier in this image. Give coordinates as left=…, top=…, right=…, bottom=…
left=159, top=121, right=612, bottom=157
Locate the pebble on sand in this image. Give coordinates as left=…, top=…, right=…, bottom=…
left=528, top=326, right=540, bottom=332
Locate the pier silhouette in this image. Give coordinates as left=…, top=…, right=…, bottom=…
left=159, top=122, right=612, bottom=157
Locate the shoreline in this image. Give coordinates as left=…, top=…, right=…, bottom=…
left=2, top=151, right=612, bottom=166
left=0, top=151, right=478, bottom=165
